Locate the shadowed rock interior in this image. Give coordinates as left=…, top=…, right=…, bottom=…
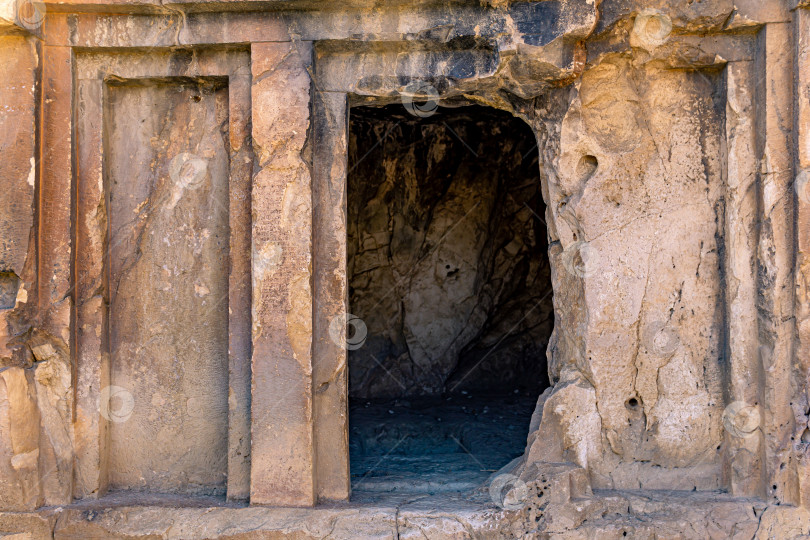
left=347, top=105, right=553, bottom=493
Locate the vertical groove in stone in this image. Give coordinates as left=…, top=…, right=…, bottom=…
left=73, top=77, right=109, bottom=499
left=249, top=41, right=316, bottom=507
left=311, top=90, right=349, bottom=502
left=226, top=67, right=254, bottom=502
left=723, top=60, right=765, bottom=497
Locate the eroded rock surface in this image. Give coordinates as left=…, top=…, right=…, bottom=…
left=106, top=80, right=231, bottom=495
left=524, top=58, right=727, bottom=490
left=0, top=0, right=808, bottom=537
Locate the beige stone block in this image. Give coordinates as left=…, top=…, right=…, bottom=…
left=72, top=76, right=108, bottom=501
left=0, top=35, right=35, bottom=277
left=250, top=40, right=316, bottom=507
left=38, top=45, right=73, bottom=341
left=757, top=21, right=800, bottom=506
left=0, top=367, right=40, bottom=510
left=0, top=511, right=56, bottom=540
left=30, top=339, right=72, bottom=506
left=53, top=504, right=398, bottom=539
left=104, top=80, right=230, bottom=496
left=311, top=90, right=350, bottom=502
left=723, top=60, right=764, bottom=497
left=795, top=8, right=810, bottom=509
left=541, top=58, right=725, bottom=488
left=0, top=35, right=36, bottom=364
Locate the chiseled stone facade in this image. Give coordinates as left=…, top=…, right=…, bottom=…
left=1, top=0, right=810, bottom=537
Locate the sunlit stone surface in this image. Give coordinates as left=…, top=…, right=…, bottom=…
left=1, top=0, right=809, bottom=537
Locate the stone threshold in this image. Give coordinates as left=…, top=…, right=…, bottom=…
left=3, top=488, right=807, bottom=539
left=0, top=489, right=499, bottom=539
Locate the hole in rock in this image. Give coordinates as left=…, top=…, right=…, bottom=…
left=347, top=104, right=554, bottom=496
left=576, top=154, right=598, bottom=183
left=0, top=272, right=20, bottom=310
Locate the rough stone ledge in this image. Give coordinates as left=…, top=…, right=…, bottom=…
left=0, top=488, right=806, bottom=539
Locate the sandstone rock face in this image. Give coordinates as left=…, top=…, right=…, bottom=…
left=0, top=34, right=36, bottom=362
left=0, top=35, right=35, bottom=282
left=348, top=105, right=553, bottom=399
left=0, top=0, right=808, bottom=538
left=30, top=337, right=73, bottom=506
left=106, top=80, right=231, bottom=495
left=0, top=367, right=39, bottom=510
left=526, top=59, right=727, bottom=489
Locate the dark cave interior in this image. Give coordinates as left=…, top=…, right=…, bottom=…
left=347, top=104, right=555, bottom=494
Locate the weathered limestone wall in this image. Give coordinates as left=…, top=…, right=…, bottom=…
left=105, top=80, right=231, bottom=495
left=72, top=48, right=254, bottom=502
left=0, top=32, right=40, bottom=511
left=797, top=4, right=810, bottom=507
left=0, top=0, right=809, bottom=537
left=526, top=60, right=726, bottom=489
left=0, top=35, right=35, bottom=323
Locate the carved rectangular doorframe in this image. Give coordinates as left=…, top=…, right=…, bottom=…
left=72, top=47, right=252, bottom=501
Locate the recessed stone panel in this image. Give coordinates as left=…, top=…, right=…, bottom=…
left=105, top=79, right=230, bottom=495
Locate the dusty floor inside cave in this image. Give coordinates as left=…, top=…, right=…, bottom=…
left=347, top=104, right=552, bottom=497
left=349, top=393, right=536, bottom=495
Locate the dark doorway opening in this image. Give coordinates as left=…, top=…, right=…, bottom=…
left=347, top=104, right=553, bottom=495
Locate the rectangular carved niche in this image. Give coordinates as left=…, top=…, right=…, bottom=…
left=105, top=78, right=230, bottom=495
left=73, top=48, right=252, bottom=501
